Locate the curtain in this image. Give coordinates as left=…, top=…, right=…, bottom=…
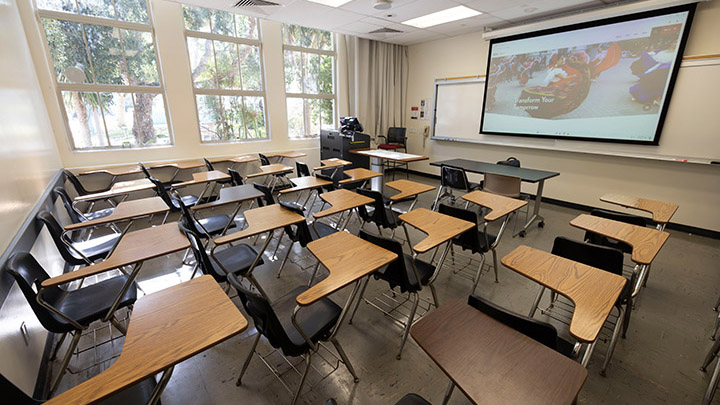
left=344, top=36, right=409, bottom=137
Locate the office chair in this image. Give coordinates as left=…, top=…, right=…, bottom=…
left=6, top=252, right=137, bottom=397
left=377, top=127, right=409, bottom=179
left=431, top=165, right=481, bottom=211
left=529, top=236, right=632, bottom=376
left=348, top=229, right=437, bottom=360
left=229, top=279, right=358, bottom=404
left=36, top=211, right=119, bottom=266
left=438, top=204, right=499, bottom=288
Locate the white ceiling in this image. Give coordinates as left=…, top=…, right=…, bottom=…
left=170, top=0, right=632, bottom=45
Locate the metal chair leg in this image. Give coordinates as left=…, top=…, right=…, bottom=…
left=529, top=285, right=545, bottom=317
left=622, top=298, right=633, bottom=339
left=397, top=292, right=420, bottom=360
left=713, top=312, right=720, bottom=341
left=702, top=341, right=720, bottom=405
left=491, top=248, right=499, bottom=283
left=431, top=187, right=444, bottom=211
left=236, top=332, right=262, bottom=386
left=600, top=305, right=625, bottom=377
left=429, top=284, right=440, bottom=308
left=308, top=261, right=321, bottom=287
left=276, top=241, right=295, bottom=278
left=450, top=244, right=455, bottom=265
left=49, top=330, right=82, bottom=397
left=348, top=277, right=370, bottom=325
left=714, top=294, right=720, bottom=312
left=50, top=332, right=68, bottom=361
left=291, top=353, right=312, bottom=405
left=331, top=337, right=359, bottom=383
left=471, top=254, right=486, bottom=295
left=442, top=381, right=456, bottom=405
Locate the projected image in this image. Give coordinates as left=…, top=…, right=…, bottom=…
left=481, top=8, right=692, bottom=143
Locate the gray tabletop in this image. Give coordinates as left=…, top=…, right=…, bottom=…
left=430, top=158, right=559, bottom=183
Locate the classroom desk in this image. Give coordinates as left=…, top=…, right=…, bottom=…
left=45, top=275, right=247, bottom=405
left=313, top=158, right=352, bottom=180
left=171, top=170, right=231, bottom=204
left=501, top=245, right=626, bottom=365
left=399, top=208, right=474, bottom=306
left=461, top=190, right=528, bottom=222
left=146, top=159, right=206, bottom=182
left=411, top=299, right=587, bottom=405
left=570, top=214, right=669, bottom=296
left=211, top=155, right=259, bottom=169
left=265, top=151, right=307, bottom=164
left=430, top=158, right=559, bottom=236
left=42, top=223, right=190, bottom=324
left=192, top=184, right=265, bottom=235
left=339, top=168, right=382, bottom=186
left=213, top=204, right=305, bottom=300
left=73, top=179, right=155, bottom=203
left=279, top=176, right=332, bottom=213
left=600, top=193, right=679, bottom=230
left=351, top=149, right=429, bottom=191
left=385, top=179, right=435, bottom=203
left=246, top=164, right=294, bottom=192
left=78, top=165, right=143, bottom=177
left=313, top=189, right=373, bottom=231
left=64, top=197, right=168, bottom=236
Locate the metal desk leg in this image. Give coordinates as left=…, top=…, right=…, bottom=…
left=515, top=179, right=546, bottom=237
left=369, top=156, right=383, bottom=191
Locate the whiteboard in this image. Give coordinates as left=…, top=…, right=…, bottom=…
left=430, top=58, right=720, bottom=164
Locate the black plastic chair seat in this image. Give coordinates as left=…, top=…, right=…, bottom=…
left=71, top=233, right=121, bottom=262
left=194, top=214, right=235, bottom=237
left=375, top=253, right=434, bottom=291
left=272, top=182, right=293, bottom=191
left=171, top=195, right=199, bottom=208
left=279, top=200, right=304, bottom=213
left=395, top=393, right=432, bottom=405
left=212, top=244, right=264, bottom=278
left=82, top=207, right=114, bottom=222
left=453, top=230, right=497, bottom=254
left=44, top=275, right=137, bottom=331
left=273, top=286, right=342, bottom=357
left=309, top=222, right=337, bottom=240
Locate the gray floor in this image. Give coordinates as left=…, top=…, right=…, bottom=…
left=56, top=174, right=720, bottom=404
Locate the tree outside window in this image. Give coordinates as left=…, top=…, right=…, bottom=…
left=37, top=0, right=171, bottom=150
left=183, top=6, right=267, bottom=142
left=282, top=24, right=336, bottom=139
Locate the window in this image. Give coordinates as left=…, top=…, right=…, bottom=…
left=282, top=24, right=336, bottom=139
left=37, top=0, right=171, bottom=150
left=183, top=6, right=267, bottom=142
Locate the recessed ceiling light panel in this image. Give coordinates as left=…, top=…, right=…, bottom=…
left=402, top=6, right=482, bottom=28
left=306, top=0, right=352, bottom=7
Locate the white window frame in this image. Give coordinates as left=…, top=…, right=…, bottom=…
left=282, top=28, right=337, bottom=139
left=36, top=2, right=173, bottom=151
left=183, top=8, right=269, bottom=143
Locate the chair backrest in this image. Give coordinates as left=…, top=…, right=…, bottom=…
left=387, top=127, right=407, bottom=145
left=497, top=156, right=520, bottom=167
left=0, top=373, right=38, bottom=405
left=227, top=168, right=244, bottom=186
left=36, top=211, right=85, bottom=266
left=54, top=187, right=83, bottom=224
left=258, top=153, right=270, bottom=166
left=468, top=294, right=560, bottom=351
left=6, top=252, right=71, bottom=333
left=338, top=179, right=364, bottom=191
left=138, top=163, right=152, bottom=179
left=358, top=229, right=416, bottom=291
left=148, top=176, right=177, bottom=211
left=551, top=236, right=624, bottom=276
left=314, top=173, right=337, bottom=193
left=170, top=193, right=201, bottom=234
left=228, top=279, right=301, bottom=354
left=296, top=161, right=310, bottom=177
left=274, top=202, right=313, bottom=246
left=252, top=182, right=274, bottom=206
left=356, top=188, right=392, bottom=226
left=178, top=223, right=225, bottom=282
left=585, top=209, right=647, bottom=253
left=483, top=173, right=521, bottom=198
left=440, top=165, right=471, bottom=191
left=203, top=158, right=215, bottom=171
left=63, top=170, right=100, bottom=196
left=438, top=204, right=483, bottom=253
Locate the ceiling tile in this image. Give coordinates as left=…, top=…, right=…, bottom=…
left=376, top=0, right=459, bottom=22
left=391, top=29, right=447, bottom=45
left=340, top=0, right=418, bottom=14
left=426, top=14, right=503, bottom=35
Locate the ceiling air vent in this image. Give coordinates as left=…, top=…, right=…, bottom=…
left=234, top=0, right=280, bottom=6
left=369, top=27, right=403, bottom=34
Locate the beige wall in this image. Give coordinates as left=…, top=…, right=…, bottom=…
left=0, top=0, right=62, bottom=256
left=404, top=0, right=720, bottom=232
left=17, top=0, right=349, bottom=170
left=0, top=0, right=63, bottom=393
